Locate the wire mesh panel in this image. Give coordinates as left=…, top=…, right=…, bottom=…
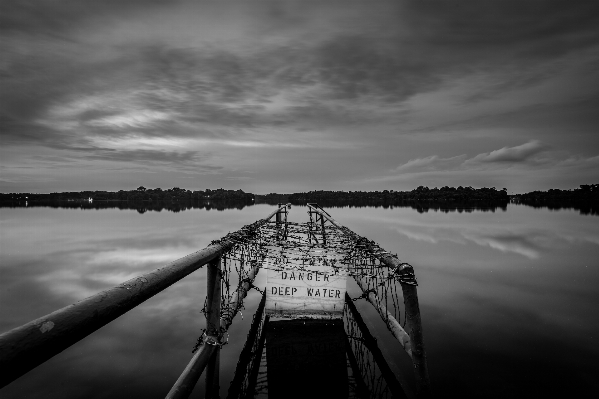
left=345, top=244, right=408, bottom=330
left=192, top=205, right=426, bottom=397
left=344, top=301, right=393, bottom=399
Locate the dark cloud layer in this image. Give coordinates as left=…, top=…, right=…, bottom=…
left=1, top=1, right=598, bottom=192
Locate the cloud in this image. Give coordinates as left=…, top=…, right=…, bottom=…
left=382, top=140, right=598, bottom=192
left=462, top=232, right=541, bottom=259
left=393, top=141, right=564, bottom=173
left=394, top=155, right=467, bottom=173
left=2, top=1, right=599, bottom=192
left=389, top=220, right=577, bottom=260
left=468, top=140, right=549, bottom=163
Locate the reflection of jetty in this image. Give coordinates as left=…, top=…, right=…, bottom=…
left=0, top=204, right=431, bottom=398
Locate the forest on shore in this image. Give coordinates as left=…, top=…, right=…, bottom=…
left=1, top=184, right=596, bottom=215
left=1, top=187, right=253, bottom=203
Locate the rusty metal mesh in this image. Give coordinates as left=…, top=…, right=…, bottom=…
left=211, top=207, right=415, bottom=397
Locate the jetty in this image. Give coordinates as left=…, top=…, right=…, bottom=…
left=0, top=204, right=431, bottom=398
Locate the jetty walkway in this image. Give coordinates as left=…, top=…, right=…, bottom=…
left=0, top=204, right=431, bottom=398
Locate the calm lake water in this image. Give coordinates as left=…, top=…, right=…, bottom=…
left=1, top=203, right=598, bottom=398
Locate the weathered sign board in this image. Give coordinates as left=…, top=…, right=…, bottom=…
left=265, top=265, right=348, bottom=318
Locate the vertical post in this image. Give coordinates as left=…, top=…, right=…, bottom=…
left=308, top=208, right=313, bottom=244
left=205, top=349, right=220, bottom=399
left=307, top=207, right=318, bottom=244
left=276, top=203, right=282, bottom=224
left=283, top=204, right=289, bottom=240
left=276, top=203, right=283, bottom=241
left=205, top=257, right=222, bottom=399
left=401, top=281, right=432, bottom=398
left=320, top=214, right=326, bottom=245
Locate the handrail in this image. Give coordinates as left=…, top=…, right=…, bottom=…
left=166, top=254, right=264, bottom=398
left=0, top=205, right=288, bottom=389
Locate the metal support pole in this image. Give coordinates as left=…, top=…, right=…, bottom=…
left=320, top=213, right=327, bottom=245
left=307, top=207, right=319, bottom=244
left=205, top=257, right=222, bottom=398
left=276, top=203, right=286, bottom=242
left=276, top=203, right=282, bottom=224
left=400, top=282, right=432, bottom=399
left=205, top=349, right=220, bottom=399
left=165, top=256, right=223, bottom=399
left=283, top=204, right=289, bottom=240
left=206, top=258, right=222, bottom=337
left=165, top=345, right=217, bottom=399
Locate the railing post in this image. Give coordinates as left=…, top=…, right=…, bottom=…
left=399, top=265, right=432, bottom=398
left=320, top=213, right=327, bottom=245
left=205, top=257, right=222, bottom=399
left=276, top=203, right=282, bottom=225
left=307, top=206, right=318, bottom=244
left=283, top=204, right=289, bottom=240
left=276, top=203, right=283, bottom=241
left=205, top=349, right=220, bottom=399
left=206, top=257, right=222, bottom=337
left=165, top=256, right=223, bottom=399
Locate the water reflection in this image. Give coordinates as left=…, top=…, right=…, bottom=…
left=0, top=198, right=255, bottom=212
left=266, top=320, right=348, bottom=399
left=511, top=198, right=599, bottom=216
left=331, top=205, right=599, bottom=397
left=288, top=199, right=509, bottom=213
left=0, top=204, right=598, bottom=398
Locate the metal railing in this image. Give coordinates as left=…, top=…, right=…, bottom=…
left=1, top=203, right=431, bottom=398
left=0, top=205, right=288, bottom=392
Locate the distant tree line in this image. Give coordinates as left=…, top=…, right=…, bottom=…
left=254, top=193, right=291, bottom=204
left=514, top=184, right=598, bottom=202
left=288, top=186, right=509, bottom=205
left=2, top=184, right=596, bottom=215
left=0, top=187, right=254, bottom=204
left=512, top=184, right=598, bottom=215
left=0, top=199, right=254, bottom=213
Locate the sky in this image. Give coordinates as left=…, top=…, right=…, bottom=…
left=1, top=0, right=598, bottom=194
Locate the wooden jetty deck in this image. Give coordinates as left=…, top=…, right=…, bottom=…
left=0, top=204, right=431, bottom=398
